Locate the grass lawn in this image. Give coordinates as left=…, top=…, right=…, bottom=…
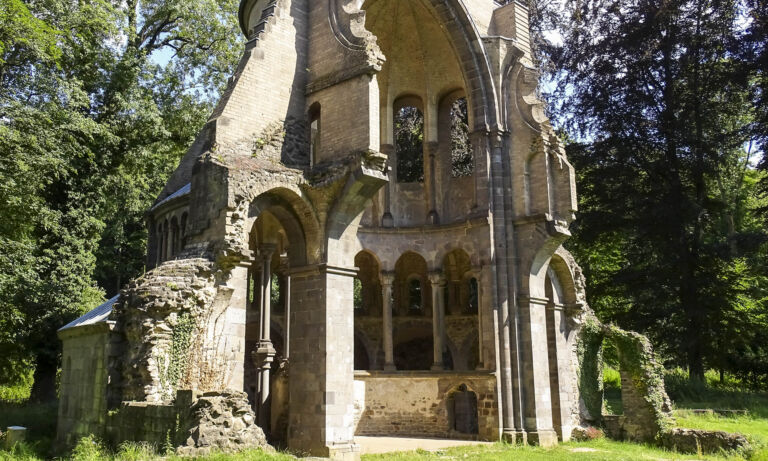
left=2, top=381, right=768, bottom=460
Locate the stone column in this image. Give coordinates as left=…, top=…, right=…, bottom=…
left=470, top=267, right=486, bottom=370
left=381, top=144, right=395, bottom=227
left=288, top=264, right=360, bottom=459
left=426, top=141, right=440, bottom=224
left=381, top=272, right=396, bottom=371
left=284, top=273, right=291, bottom=360
left=253, top=244, right=277, bottom=430
left=518, top=295, right=558, bottom=446
left=429, top=271, right=446, bottom=371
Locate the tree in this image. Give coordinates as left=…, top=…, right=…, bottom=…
left=0, top=0, right=242, bottom=400
left=548, top=0, right=765, bottom=379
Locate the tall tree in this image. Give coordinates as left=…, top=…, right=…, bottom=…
left=0, top=0, right=242, bottom=399
left=548, top=0, right=764, bottom=379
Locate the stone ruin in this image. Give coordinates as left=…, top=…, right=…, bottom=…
left=53, top=0, right=750, bottom=459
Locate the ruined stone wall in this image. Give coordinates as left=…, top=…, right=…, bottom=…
left=114, top=258, right=224, bottom=402
left=353, top=372, right=499, bottom=441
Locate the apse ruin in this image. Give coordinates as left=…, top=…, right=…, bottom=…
left=55, top=0, right=649, bottom=458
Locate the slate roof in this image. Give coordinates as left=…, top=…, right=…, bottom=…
left=59, top=295, right=118, bottom=332
left=151, top=183, right=191, bottom=211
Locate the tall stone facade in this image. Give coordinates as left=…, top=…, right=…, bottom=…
left=57, top=0, right=600, bottom=458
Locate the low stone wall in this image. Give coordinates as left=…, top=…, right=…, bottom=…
left=659, top=428, right=752, bottom=457
left=106, top=401, right=177, bottom=447
left=353, top=371, right=499, bottom=441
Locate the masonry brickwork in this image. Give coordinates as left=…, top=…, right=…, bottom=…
left=55, top=1, right=635, bottom=459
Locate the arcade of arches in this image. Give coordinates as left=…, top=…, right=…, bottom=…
left=54, top=0, right=675, bottom=459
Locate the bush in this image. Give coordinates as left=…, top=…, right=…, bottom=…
left=71, top=436, right=106, bottom=461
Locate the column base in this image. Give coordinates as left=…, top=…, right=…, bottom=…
left=382, top=213, right=394, bottom=228
left=502, top=430, right=527, bottom=445
left=526, top=429, right=559, bottom=447
left=326, top=442, right=361, bottom=461
left=430, top=363, right=444, bottom=371
left=382, top=363, right=397, bottom=371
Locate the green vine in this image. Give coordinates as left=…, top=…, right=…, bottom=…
left=577, top=316, right=605, bottom=422
left=160, top=313, right=196, bottom=400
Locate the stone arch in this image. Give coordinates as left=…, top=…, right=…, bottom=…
left=247, top=187, right=321, bottom=267
left=357, top=0, right=496, bottom=132
left=442, top=248, right=472, bottom=315
left=445, top=382, right=479, bottom=435
left=358, top=0, right=497, bottom=131
left=354, top=250, right=382, bottom=316
left=394, top=251, right=430, bottom=316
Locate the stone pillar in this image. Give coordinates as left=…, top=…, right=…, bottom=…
left=381, top=272, right=396, bottom=371
left=546, top=301, right=573, bottom=441
left=253, top=244, right=277, bottom=430
left=284, top=273, right=291, bottom=360
left=471, top=267, right=486, bottom=370
left=381, top=144, right=395, bottom=227
left=429, top=271, right=446, bottom=371
left=426, top=141, right=440, bottom=224
left=518, top=295, right=558, bottom=446
left=288, top=264, right=359, bottom=459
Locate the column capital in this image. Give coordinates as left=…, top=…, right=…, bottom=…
left=428, top=271, right=446, bottom=286
left=380, top=271, right=395, bottom=286
left=259, top=243, right=278, bottom=258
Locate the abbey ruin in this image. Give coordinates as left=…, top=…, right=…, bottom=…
left=54, top=0, right=676, bottom=459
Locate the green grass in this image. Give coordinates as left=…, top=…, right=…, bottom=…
left=2, top=371, right=768, bottom=461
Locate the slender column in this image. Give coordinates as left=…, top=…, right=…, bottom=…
left=426, top=141, right=440, bottom=224
left=429, top=271, right=446, bottom=370
left=381, top=144, right=395, bottom=227
left=284, top=273, right=291, bottom=359
left=471, top=267, right=486, bottom=370
left=253, top=244, right=277, bottom=430
left=381, top=272, right=396, bottom=370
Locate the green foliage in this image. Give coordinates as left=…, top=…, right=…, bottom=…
left=71, top=436, right=107, bottom=461
left=546, top=0, right=768, bottom=383
left=449, top=97, right=472, bottom=178
left=576, top=317, right=604, bottom=422
left=160, top=313, right=196, bottom=399
left=603, top=367, right=621, bottom=392
left=0, top=0, right=242, bottom=397
left=395, top=106, right=424, bottom=183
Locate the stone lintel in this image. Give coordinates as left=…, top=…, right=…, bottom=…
left=286, top=263, right=358, bottom=279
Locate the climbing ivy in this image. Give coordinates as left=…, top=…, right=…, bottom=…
left=604, top=324, right=675, bottom=435
left=161, top=313, right=197, bottom=400
left=576, top=316, right=605, bottom=423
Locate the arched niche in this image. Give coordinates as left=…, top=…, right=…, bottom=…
left=394, top=251, right=430, bottom=316
left=442, top=249, right=473, bottom=316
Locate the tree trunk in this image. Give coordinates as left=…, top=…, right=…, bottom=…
left=29, top=353, right=58, bottom=403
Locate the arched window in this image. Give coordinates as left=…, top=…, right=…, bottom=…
left=450, top=97, right=473, bottom=177
left=395, top=106, right=425, bottom=183
left=407, top=276, right=423, bottom=313
left=309, top=103, right=321, bottom=168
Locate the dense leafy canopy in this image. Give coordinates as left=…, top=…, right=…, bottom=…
left=536, top=0, right=768, bottom=383
left=0, top=0, right=241, bottom=400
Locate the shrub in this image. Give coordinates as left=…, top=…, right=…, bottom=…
left=71, top=435, right=106, bottom=461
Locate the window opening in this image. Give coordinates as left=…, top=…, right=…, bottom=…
left=395, top=106, right=425, bottom=183
left=450, top=97, right=473, bottom=177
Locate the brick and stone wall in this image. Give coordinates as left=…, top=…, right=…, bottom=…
left=353, top=371, right=499, bottom=441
